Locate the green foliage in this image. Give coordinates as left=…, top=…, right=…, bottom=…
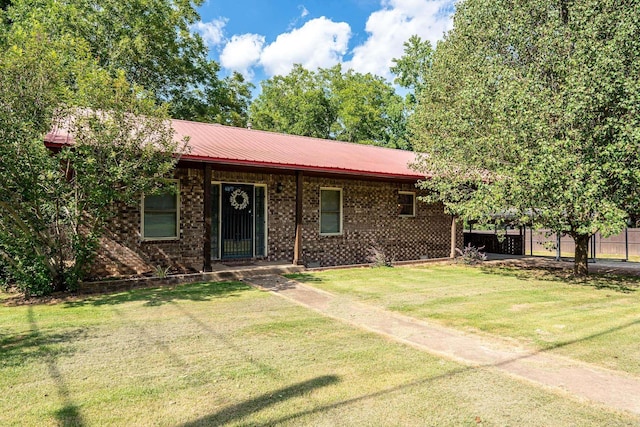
left=0, top=26, right=180, bottom=295
left=391, top=35, right=434, bottom=106
left=4, top=0, right=252, bottom=125
left=250, top=65, right=336, bottom=138
left=153, top=265, right=171, bottom=279
left=330, top=66, right=409, bottom=148
left=250, top=64, right=409, bottom=149
left=411, top=0, right=640, bottom=275
left=169, top=70, right=254, bottom=127
left=7, top=252, right=52, bottom=296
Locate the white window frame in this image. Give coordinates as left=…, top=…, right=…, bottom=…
left=398, top=191, right=416, bottom=217
left=141, top=179, right=180, bottom=241
left=319, top=187, right=343, bottom=236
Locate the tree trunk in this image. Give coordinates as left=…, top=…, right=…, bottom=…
left=450, top=215, right=457, bottom=258
left=560, top=0, right=569, bottom=24
left=573, top=233, right=590, bottom=276
left=52, top=273, right=67, bottom=292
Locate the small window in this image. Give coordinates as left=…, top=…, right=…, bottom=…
left=142, top=182, right=179, bottom=239
left=320, top=188, right=342, bottom=235
left=398, top=191, right=415, bottom=217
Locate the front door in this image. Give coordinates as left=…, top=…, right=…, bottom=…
left=221, top=184, right=254, bottom=258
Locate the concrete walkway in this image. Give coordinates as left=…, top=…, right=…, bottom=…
left=247, top=274, right=640, bottom=417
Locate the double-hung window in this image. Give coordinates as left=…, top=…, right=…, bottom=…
left=142, top=181, right=179, bottom=240
left=320, top=188, right=342, bottom=235
left=398, top=191, right=416, bottom=217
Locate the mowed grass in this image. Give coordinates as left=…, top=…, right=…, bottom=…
left=2, top=282, right=638, bottom=426
left=289, top=264, right=640, bottom=375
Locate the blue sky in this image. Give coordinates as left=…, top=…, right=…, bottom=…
left=194, top=0, right=456, bottom=86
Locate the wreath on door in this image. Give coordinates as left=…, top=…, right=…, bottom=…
left=230, top=188, right=249, bottom=210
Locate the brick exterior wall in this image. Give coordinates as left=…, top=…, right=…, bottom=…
left=91, top=166, right=463, bottom=277
left=300, top=176, right=458, bottom=267
left=92, top=168, right=205, bottom=278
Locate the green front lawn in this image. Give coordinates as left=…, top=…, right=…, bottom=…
left=1, top=281, right=637, bottom=426
left=290, top=264, right=640, bottom=375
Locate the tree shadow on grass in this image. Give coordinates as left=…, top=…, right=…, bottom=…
left=540, top=318, right=640, bottom=353
left=283, top=273, right=324, bottom=283
left=478, top=265, right=640, bottom=293
left=0, top=327, right=87, bottom=369
left=25, top=306, right=85, bottom=427
left=180, top=375, right=341, bottom=426
left=181, top=367, right=474, bottom=427
left=62, top=281, right=253, bottom=308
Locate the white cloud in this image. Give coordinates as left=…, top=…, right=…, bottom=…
left=219, top=17, right=350, bottom=79
left=220, top=34, right=265, bottom=78
left=192, top=18, right=228, bottom=47
left=216, top=0, right=455, bottom=82
left=260, top=17, right=351, bottom=76
left=346, top=0, right=455, bottom=79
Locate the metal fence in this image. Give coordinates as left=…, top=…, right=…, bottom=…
left=465, top=228, right=640, bottom=259
left=527, top=228, right=640, bottom=259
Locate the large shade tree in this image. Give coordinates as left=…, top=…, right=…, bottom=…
left=412, top=0, right=640, bottom=275
left=250, top=64, right=409, bottom=149
left=0, top=23, right=181, bottom=295
left=391, top=35, right=434, bottom=108
left=250, top=65, right=336, bottom=139
left=4, top=0, right=252, bottom=125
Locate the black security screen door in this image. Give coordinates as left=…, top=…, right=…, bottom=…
left=221, top=184, right=254, bottom=258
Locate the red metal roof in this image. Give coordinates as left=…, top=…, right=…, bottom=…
left=46, top=119, right=426, bottom=180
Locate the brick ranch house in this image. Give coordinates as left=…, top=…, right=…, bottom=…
left=46, top=120, right=462, bottom=278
